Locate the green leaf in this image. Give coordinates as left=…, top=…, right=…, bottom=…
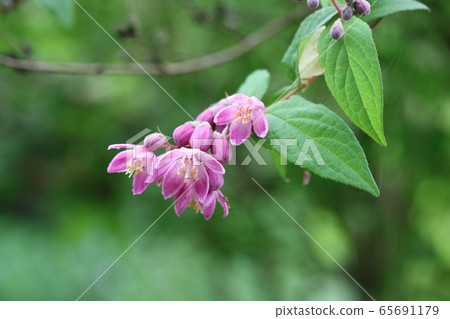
left=282, top=7, right=337, bottom=80
left=320, top=0, right=332, bottom=7
left=236, top=69, right=270, bottom=100
left=318, top=18, right=386, bottom=146
left=35, top=0, right=75, bottom=28
left=363, top=0, right=429, bottom=23
left=266, top=96, right=379, bottom=196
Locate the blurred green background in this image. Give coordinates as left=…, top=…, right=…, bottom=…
left=0, top=0, right=449, bottom=300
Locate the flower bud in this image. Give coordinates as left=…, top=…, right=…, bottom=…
left=342, top=5, right=354, bottom=21
left=144, top=133, right=166, bottom=151
left=173, top=121, right=196, bottom=147
left=354, top=0, right=371, bottom=16
left=345, top=0, right=356, bottom=4
left=330, top=19, right=344, bottom=40
left=215, top=125, right=227, bottom=133
left=196, top=107, right=215, bottom=126
left=190, top=121, right=213, bottom=152
left=211, top=132, right=232, bottom=163
left=306, top=0, right=319, bottom=8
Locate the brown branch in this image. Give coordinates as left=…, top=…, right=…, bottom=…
left=0, top=8, right=305, bottom=76
left=370, top=18, right=383, bottom=29
left=330, top=0, right=342, bottom=16
left=276, top=76, right=317, bottom=103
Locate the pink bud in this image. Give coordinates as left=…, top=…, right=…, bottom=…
left=211, top=132, right=232, bottom=163
left=144, top=133, right=166, bottom=151
left=190, top=121, right=213, bottom=152
left=196, top=107, right=215, bottom=126
left=173, top=121, right=196, bottom=147
left=215, top=125, right=227, bottom=133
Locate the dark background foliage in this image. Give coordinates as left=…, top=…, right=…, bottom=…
left=0, top=0, right=449, bottom=300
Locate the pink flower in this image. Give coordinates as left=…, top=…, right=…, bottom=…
left=107, top=133, right=165, bottom=195
left=175, top=188, right=229, bottom=220
left=156, top=147, right=225, bottom=202
left=201, top=190, right=230, bottom=219
left=214, top=94, right=269, bottom=145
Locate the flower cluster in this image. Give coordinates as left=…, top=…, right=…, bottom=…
left=330, top=0, right=372, bottom=40
left=299, top=0, right=372, bottom=40
left=107, top=94, right=269, bottom=220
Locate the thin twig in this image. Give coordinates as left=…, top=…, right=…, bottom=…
left=276, top=76, right=317, bottom=103
left=0, top=8, right=305, bottom=76
left=370, top=18, right=383, bottom=29
left=330, top=0, right=342, bottom=16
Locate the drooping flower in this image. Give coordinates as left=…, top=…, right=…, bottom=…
left=214, top=94, right=269, bottom=145
left=107, top=133, right=166, bottom=195
left=156, top=147, right=225, bottom=202
left=174, top=187, right=229, bottom=220
left=201, top=190, right=230, bottom=219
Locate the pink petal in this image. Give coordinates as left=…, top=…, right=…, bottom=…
left=144, top=155, right=157, bottom=184
left=108, top=144, right=136, bottom=150
left=156, top=150, right=184, bottom=170
left=215, top=125, right=227, bottom=133
left=192, top=165, right=209, bottom=201
left=251, top=108, right=269, bottom=138
left=198, top=152, right=225, bottom=174
left=107, top=150, right=132, bottom=173
left=174, top=185, right=191, bottom=216
left=229, top=121, right=252, bottom=145
left=196, top=107, right=214, bottom=125
left=214, top=105, right=237, bottom=125
left=212, top=99, right=228, bottom=115
left=227, top=93, right=249, bottom=104
left=211, top=133, right=232, bottom=163
left=249, top=96, right=265, bottom=109
left=132, top=172, right=150, bottom=195
left=202, top=196, right=216, bottom=220
left=161, top=162, right=184, bottom=199
left=216, top=191, right=230, bottom=217
left=207, top=167, right=224, bottom=191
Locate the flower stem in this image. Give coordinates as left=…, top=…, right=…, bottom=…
left=160, top=144, right=179, bottom=149
left=331, top=0, right=342, bottom=16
